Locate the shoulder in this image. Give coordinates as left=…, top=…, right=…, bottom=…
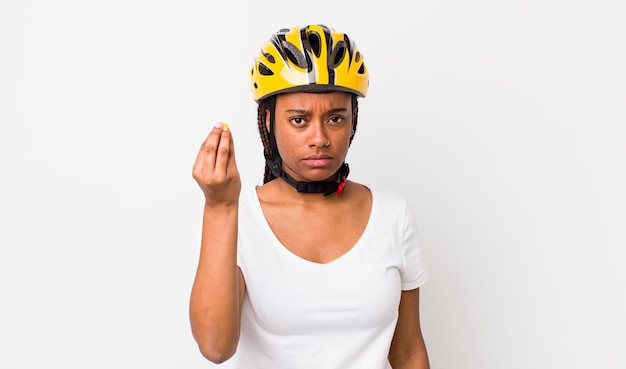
left=238, top=187, right=264, bottom=219
left=367, top=185, right=410, bottom=210
left=239, top=187, right=258, bottom=206
left=342, top=180, right=371, bottom=201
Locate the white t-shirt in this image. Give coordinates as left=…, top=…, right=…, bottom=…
left=235, top=187, right=429, bottom=369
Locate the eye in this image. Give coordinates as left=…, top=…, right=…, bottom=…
left=328, top=116, right=344, bottom=125
left=290, top=117, right=307, bottom=126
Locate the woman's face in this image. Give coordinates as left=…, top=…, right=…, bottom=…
left=268, top=91, right=354, bottom=183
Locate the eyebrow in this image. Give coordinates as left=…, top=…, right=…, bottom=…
left=284, top=108, right=349, bottom=115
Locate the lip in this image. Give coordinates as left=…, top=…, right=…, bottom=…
left=304, top=154, right=333, bottom=168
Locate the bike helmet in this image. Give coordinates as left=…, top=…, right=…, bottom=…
left=250, top=24, right=369, bottom=101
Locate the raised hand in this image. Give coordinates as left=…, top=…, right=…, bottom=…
left=190, top=123, right=245, bottom=361
left=192, top=122, right=241, bottom=207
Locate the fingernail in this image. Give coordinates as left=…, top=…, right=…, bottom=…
left=222, top=123, right=230, bottom=131
left=214, top=122, right=223, bottom=129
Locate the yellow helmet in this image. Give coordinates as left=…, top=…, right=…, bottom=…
left=250, top=24, right=369, bottom=101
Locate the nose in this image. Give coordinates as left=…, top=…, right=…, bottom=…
left=309, top=122, right=329, bottom=148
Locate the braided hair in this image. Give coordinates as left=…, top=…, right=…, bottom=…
left=256, top=94, right=360, bottom=184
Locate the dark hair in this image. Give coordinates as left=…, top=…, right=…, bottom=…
left=256, top=94, right=359, bottom=184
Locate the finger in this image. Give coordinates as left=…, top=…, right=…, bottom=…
left=214, top=124, right=232, bottom=177
left=226, top=126, right=239, bottom=176
left=192, top=123, right=225, bottom=180
left=198, top=122, right=226, bottom=170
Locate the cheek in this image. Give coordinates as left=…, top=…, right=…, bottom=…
left=338, top=131, right=353, bottom=149
left=275, top=131, right=302, bottom=155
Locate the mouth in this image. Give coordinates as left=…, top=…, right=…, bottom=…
left=304, top=154, right=333, bottom=168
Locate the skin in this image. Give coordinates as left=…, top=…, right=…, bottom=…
left=189, top=91, right=429, bottom=368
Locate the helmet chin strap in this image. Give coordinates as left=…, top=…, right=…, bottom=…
left=264, top=99, right=350, bottom=196
left=266, top=158, right=350, bottom=196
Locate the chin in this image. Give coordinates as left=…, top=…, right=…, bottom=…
left=307, top=170, right=339, bottom=182
left=287, top=168, right=336, bottom=183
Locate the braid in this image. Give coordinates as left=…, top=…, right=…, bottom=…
left=350, top=95, right=359, bottom=144
left=257, top=97, right=276, bottom=184
left=256, top=94, right=360, bottom=185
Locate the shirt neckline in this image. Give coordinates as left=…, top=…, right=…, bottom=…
left=250, top=186, right=379, bottom=267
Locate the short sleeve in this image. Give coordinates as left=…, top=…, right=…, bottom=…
left=400, top=201, right=429, bottom=290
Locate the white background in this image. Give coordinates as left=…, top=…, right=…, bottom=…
left=1, top=1, right=625, bottom=368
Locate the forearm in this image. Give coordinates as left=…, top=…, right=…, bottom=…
left=389, top=349, right=430, bottom=369
left=189, top=203, right=242, bottom=363
left=389, top=288, right=430, bottom=369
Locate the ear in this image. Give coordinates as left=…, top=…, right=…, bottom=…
left=265, top=109, right=271, bottom=132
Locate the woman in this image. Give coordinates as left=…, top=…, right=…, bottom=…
left=190, top=24, right=430, bottom=369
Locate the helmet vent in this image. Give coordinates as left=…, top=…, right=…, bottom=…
left=307, top=31, right=322, bottom=58
left=282, top=41, right=307, bottom=69
left=328, top=41, right=346, bottom=68
left=264, top=53, right=275, bottom=64
left=258, top=63, right=274, bottom=76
